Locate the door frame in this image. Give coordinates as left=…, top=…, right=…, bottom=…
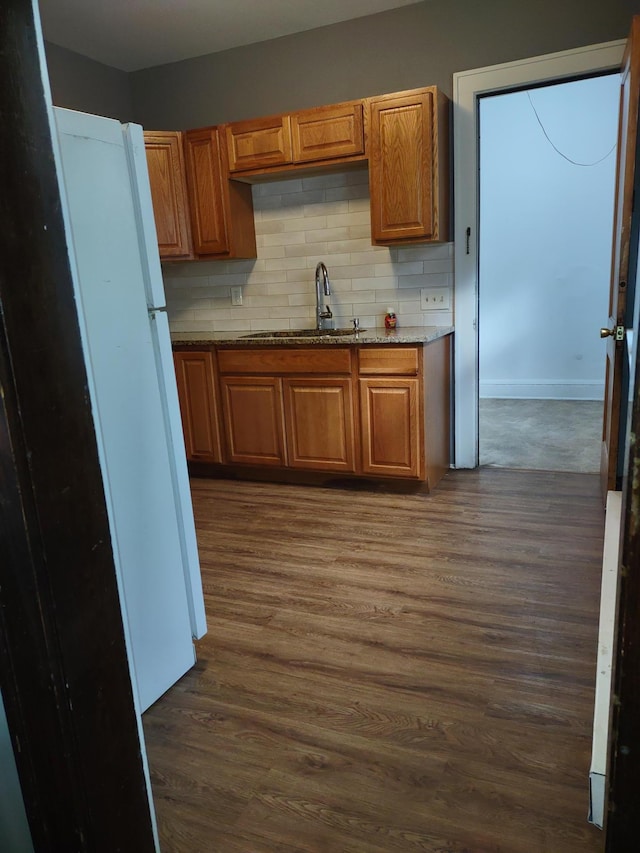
left=453, top=39, right=625, bottom=469
left=0, top=0, right=157, bottom=848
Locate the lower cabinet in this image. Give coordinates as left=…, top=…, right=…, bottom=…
left=359, top=378, right=421, bottom=478
left=220, top=376, right=286, bottom=466
left=173, top=351, right=222, bottom=462
left=174, top=337, right=451, bottom=488
left=283, top=377, right=356, bottom=472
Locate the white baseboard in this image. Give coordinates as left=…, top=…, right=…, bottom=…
left=589, top=773, right=605, bottom=830
left=588, top=491, right=622, bottom=829
left=479, top=380, right=604, bottom=400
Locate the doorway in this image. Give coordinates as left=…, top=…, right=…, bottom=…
left=453, top=39, right=625, bottom=470
left=478, top=75, right=619, bottom=472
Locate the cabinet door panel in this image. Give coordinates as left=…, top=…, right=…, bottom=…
left=360, top=378, right=421, bottom=478
left=226, top=116, right=292, bottom=172
left=183, top=128, right=229, bottom=256
left=144, top=131, right=193, bottom=259
left=283, top=378, right=356, bottom=472
left=291, top=102, right=364, bottom=163
left=369, top=90, right=435, bottom=244
left=174, top=351, right=222, bottom=462
left=221, top=376, right=286, bottom=466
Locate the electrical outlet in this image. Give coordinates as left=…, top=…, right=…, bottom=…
left=231, top=286, right=243, bottom=306
left=421, top=287, right=451, bottom=310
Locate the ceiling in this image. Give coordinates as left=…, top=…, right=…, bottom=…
left=38, top=0, right=425, bottom=72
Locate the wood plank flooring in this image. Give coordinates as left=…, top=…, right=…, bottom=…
left=143, top=468, right=606, bottom=852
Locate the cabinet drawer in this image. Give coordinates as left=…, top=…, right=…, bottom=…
left=218, top=347, right=352, bottom=375
left=358, top=347, right=419, bottom=376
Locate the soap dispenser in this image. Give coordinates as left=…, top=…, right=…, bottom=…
left=384, top=308, right=397, bottom=330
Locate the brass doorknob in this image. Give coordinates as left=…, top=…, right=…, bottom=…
left=601, top=325, right=626, bottom=342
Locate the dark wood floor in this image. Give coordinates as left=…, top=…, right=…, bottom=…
left=143, top=468, right=606, bottom=853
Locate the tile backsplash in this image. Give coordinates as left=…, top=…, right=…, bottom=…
left=163, top=169, right=453, bottom=334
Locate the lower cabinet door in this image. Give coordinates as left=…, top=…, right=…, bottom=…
left=173, top=351, right=222, bottom=462
left=283, top=378, right=356, bottom=472
left=221, top=376, right=286, bottom=466
left=359, top=377, right=422, bottom=478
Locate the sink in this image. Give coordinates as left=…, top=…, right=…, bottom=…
left=241, top=328, right=365, bottom=339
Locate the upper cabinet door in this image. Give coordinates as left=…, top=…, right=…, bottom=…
left=226, top=115, right=293, bottom=172
left=182, top=127, right=256, bottom=260
left=369, top=88, right=449, bottom=245
left=183, top=127, right=230, bottom=256
left=290, top=102, right=365, bottom=164
left=144, top=131, right=193, bottom=260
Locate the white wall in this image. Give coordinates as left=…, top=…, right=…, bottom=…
left=164, top=170, right=453, bottom=334
left=0, top=691, right=34, bottom=852
left=479, top=74, right=619, bottom=400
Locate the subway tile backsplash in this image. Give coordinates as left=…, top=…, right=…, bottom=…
left=163, top=170, right=454, bottom=334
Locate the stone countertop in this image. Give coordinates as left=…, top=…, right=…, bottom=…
left=171, top=325, right=453, bottom=347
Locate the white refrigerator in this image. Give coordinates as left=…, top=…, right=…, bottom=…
left=53, top=107, right=207, bottom=713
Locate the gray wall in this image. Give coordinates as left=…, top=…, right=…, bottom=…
left=1, top=692, right=34, bottom=852
left=45, top=41, right=133, bottom=121
left=130, top=0, right=637, bottom=130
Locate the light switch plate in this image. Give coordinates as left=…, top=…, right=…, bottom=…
left=421, top=287, right=451, bottom=310
left=231, top=286, right=243, bottom=306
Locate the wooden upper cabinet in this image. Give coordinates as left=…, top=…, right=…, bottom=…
left=144, top=131, right=193, bottom=260
left=290, top=101, right=364, bottom=164
left=226, top=115, right=292, bottom=173
left=183, top=127, right=256, bottom=259
left=368, top=87, right=449, bottom=245
left=146, top=87, right=449, bottom=263
left=226, top=100, right=366, bottom=175
left=183, top=127, right=230, bottom=255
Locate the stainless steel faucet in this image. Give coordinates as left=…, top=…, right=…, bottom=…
left=315, top=262, right=333, bottom=330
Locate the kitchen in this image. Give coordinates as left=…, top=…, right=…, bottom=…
left=1, top=0, right=640, bottom=851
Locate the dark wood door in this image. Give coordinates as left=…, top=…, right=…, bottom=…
left=604, top=18, right=640, bottom=847
left=601, top=18, right=640, bottom=493
left=0, top=0, right=156, bottom=846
